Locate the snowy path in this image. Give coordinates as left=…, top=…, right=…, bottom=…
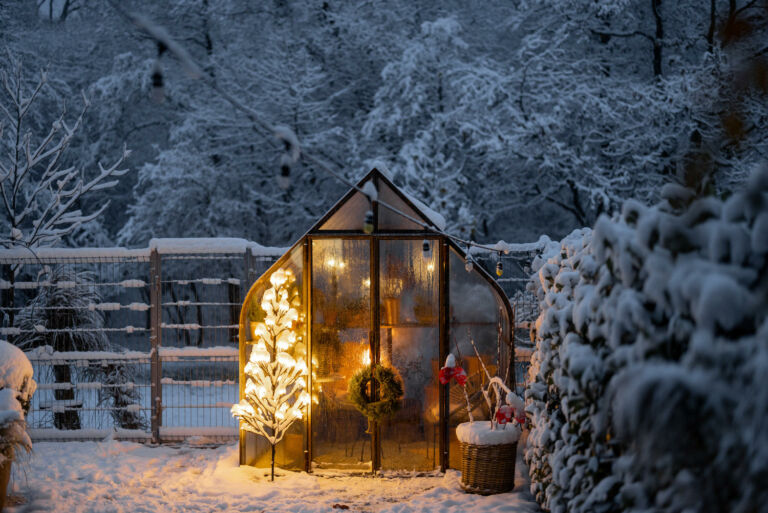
left=6, top=437, right=539, bottom=513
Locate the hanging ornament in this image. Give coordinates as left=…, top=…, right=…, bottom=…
left=438, top=354, right=468, bottom=386
left=496, top=261, right=503, bottom=277
left=422, top=239, right=431, bottom=257
left=363, top=210, right=374, bottom=234
left=464, top=259, right=473, bottom=272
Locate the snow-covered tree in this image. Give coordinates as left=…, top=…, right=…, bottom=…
left=231, top=269, right=309, bottom=481
left=0, top=52, right=130, bottom=250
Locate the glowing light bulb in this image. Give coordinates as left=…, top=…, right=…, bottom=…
left=252, top=323, right=267, bottom=338
left=363, top=210, right=374, bottom=234
left=427, top=263, right=435, bottom=272
left=361, top=348, right=371, bottom=366
left=277, top=352, right=295, bottom=367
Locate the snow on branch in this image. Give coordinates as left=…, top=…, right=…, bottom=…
left=0, top=53, right=131, bottom=250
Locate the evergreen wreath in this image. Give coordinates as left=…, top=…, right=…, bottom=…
left=348, top=363, right=404, bottom=422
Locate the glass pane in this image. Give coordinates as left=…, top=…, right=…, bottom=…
left=447, top=248, right=512, bottom=469
left=311, top=239, right=372, bottom=469
left=241, top=245, right=306, bottom=469
left=318, top=192, right=371, bottom=231
left=377, top=181, right=426, bottom=231
left=379, top=239, right=439, bottom=471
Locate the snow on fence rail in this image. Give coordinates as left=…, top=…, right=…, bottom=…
left=1, top=237, right=540, bottom=442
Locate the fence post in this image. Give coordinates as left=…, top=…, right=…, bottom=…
left=1, top=264, right=14, bottom=343
left=150, top=249, right=162, bottom=443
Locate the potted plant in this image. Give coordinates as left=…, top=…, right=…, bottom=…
left=0, top=340, right=36, bottom=511
left=440, top=349, right=525, bottom=495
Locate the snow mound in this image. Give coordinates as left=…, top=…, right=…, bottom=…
left=0, top=339, right=35, bottom=397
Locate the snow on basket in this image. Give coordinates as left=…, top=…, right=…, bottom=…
left=456, top=421, right=521, bottom=446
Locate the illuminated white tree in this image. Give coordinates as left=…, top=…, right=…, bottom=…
left=231, top=269, right=309, bottom=481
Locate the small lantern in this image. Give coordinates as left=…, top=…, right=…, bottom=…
left=363, top=210, right=374, bottom=234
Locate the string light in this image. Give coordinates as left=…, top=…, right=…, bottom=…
left=150, top=41, right=167, bottom=103
left=363, top=210, right=374, bottom=234
left=496, top=261, right=503, bottom=277
left=465, top=259, right=474, bottom=272
left=277, top=159, right=291, bottom=189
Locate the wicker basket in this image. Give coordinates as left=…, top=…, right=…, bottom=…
left=459, top=441, right=517, bottom=495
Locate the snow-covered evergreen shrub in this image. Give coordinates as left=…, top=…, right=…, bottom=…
left=525, top=167, right=768, bottom=513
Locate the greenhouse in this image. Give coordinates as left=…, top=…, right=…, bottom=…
left=238, top=168, right=515, bottom=472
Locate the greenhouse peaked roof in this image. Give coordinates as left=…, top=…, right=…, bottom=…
left=310, top=168, right=444, bottom=233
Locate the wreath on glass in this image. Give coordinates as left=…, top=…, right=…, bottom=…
left=348, top=363, right=404, bottom=422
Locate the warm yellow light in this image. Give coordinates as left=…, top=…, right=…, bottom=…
left=338, top=261, right=345, bottom=269
left=362, top=278, right=371, bottom=288
left=361, top=348, right=371, bottom=366
left=326, top=258, right=336, bottom=267
left=427, top=263, right=435, bottom=272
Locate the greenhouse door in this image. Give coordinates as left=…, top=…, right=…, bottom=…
left=310, top=238, right=372, bottom=470
left=378, top=239, right=440, bottom=471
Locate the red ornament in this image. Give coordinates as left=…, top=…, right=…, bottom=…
left=496, top=404, right=514, bottom=425
left=439, top=365, right=468, bottom=386
left=495, top=404, right=525, bottom=426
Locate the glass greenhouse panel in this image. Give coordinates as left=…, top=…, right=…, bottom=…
left=379, top=239, right=439, bottom=470
left=317, top=191, right=371, bottom=231
left=311, top=238, right=372, bottom=469
left=377, top=181, right=426, bottom=231
left=447, top=248, right=511, bottom=469
left=241, top=244, right=306, bottom=469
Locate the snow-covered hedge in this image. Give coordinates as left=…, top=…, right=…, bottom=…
left=525, top=168, right=768, bottom=513
left=0, top=340, right=36, bottom=463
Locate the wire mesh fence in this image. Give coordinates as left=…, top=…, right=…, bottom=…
left=0, top=241, right=278, bottom=442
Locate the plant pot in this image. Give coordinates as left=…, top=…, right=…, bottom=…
left=0, top=456, right=11, bottom=513
left=456, top=421, right=519, bottom=495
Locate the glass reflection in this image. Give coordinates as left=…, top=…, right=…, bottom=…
left=311, top=239, right=372, bottom=469
left=447, top=248, right=512, bottom=469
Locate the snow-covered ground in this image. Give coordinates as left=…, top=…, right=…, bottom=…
left=5, top=437, right=538, bottom=513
